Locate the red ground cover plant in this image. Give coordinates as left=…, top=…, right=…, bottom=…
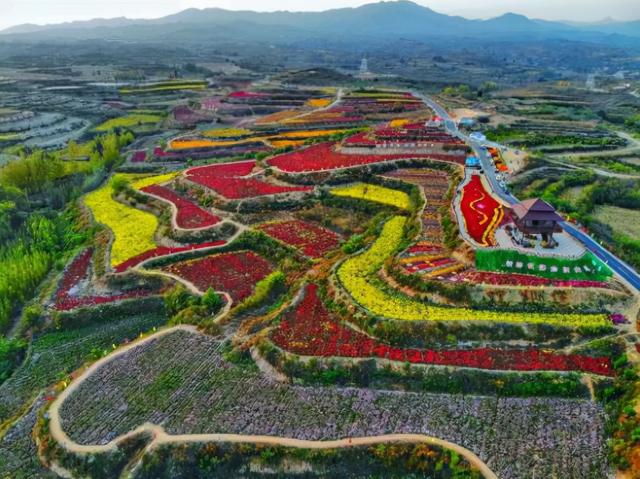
left=271, top=284, right=613, bottom=376
left=185, top=160, right=312, bottom=199
left=162, top=250, right=273, bottom=302
left=141, top=184, right=221, bottom=229
left=451, top=271, right=612, bottom=289
left=460, top=175, right=504, bottom=246
left=114, top=241, right=226, bottom=273
left=131, top=151, right=147, bottom=163
left=258, top=220, right=340, bottom=258
left=55, top=249, right=150, bottom=311
left=268, top=142, right=466, bottom=173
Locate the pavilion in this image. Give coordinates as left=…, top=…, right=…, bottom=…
left=511, top=198, right=563, bottom=243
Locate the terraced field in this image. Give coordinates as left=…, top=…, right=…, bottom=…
left=57, top=328, right=609, bottom=479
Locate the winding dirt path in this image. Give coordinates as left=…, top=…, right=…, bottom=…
left=47, top=325, right=498, bottom=479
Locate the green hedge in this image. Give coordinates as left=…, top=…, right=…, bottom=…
left=475, top=249, right=612, bottom=281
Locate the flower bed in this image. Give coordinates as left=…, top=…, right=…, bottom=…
left=162, top=250, right=273, bottom=301
left=84, top=178, right=159, bottom=267
left=168, top=138, right=267, bottom=150
left=140, top=184, right=221, bottom=229
left=185, top=160, right=313, bottom=200
left=337, top=216, right=609, bottom=327
left=459, top=175, right=504, bottom=246
left=258, top=220, right=340, bottom=258
left=54, top=249, right=151, bottom=310
left=271, top=284, right=612, bottom=376
left=451, top=271, right=613, bottom=289
left=114, top=241, right=226, bottom=273
left=330, top=183, right=411, bottom=210
left=131, top=151, right=147, bottom=163
left=268, top=142, right=465, bottom=173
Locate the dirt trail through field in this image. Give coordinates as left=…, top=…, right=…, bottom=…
left=47, top=324, right=498, bottom=479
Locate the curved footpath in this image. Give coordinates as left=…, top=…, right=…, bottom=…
left=47, top=325, right=498, bottom=479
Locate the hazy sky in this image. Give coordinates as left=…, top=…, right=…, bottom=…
left=3, top=0, right=640, bottom=31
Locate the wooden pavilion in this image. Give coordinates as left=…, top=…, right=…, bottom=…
left=511, top=198, right=563, bottom=242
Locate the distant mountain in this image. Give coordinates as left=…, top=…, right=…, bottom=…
left=2, top=17, right=141, bottom=34
left=1, top=0, right=638, bottom=44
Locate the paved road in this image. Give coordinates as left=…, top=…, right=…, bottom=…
left=415, top=91, right=640, bottom=292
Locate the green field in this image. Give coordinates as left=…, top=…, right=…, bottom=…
left=119, top=81, right=207, bottom=94
left=95, top=114, right=163, bottom=132
left=476, top=249, right=613, bottom=281
left=593, top=205, right=640, bottom=239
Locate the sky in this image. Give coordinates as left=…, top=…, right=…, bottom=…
left=2, top=0, right=640, bottom=31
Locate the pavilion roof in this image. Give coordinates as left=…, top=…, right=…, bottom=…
left=512, top=198, right=563, bottom=222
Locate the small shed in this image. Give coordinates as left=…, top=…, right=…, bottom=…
left=465, top=156, right=481, bottom=169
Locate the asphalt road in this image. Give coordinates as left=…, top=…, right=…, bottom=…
left=415, top=91, right=640, bottom=292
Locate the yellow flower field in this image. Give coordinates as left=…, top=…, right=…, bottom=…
left=389, top=119, right=410, bottom=128
left=338, top=216, right=609, bottom=328
left=331, top=183, right=411, bottom=210
left=201, top=128, right=252, bottom=138
left=129, top=172, right=178, bottom=190
left=84, top=173, right=176, bottom=267
left=277, top=129, right=346, bottom=139
left=306, top=98, right=332, bottom=108
left=269, top=140, right=306, bottom=148
left=94, top=114, right=163, bottom=132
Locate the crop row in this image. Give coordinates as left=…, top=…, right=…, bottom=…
left=271, top=284, right=612, bottom=376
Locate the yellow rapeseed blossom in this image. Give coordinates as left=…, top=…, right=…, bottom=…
left=306, top=98, right=333, bottom=108
left=94, top=114, right=163, bottom=132
left=338, top=216, right=609, bottom=327
left=201, top=128, right=252, bottom=138
left=84, top=173, right=176, bottom=267
left=389, top=119, right=410, bottom=128
left=331, top=183, right=411, bottom=210
left=129, top=172, right=178, bottom=190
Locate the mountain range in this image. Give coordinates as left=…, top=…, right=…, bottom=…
left=1, top=1, right=639, bottom=46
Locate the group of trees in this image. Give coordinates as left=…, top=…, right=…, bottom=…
left=516, top=168, right=640, bottom=269
left=442, top=82, right=497, bottom=99
left=0, top=131, right=134, bottom=337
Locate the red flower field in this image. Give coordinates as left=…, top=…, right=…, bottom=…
left=185, top=160, right=312, bottom=199
left=451, top=271, right=612, bottom=289
left=55, top=249, right=150, bottom=311
left=268, top=142, right=466, bottom=173
left=141, top=184, right=221, bottom=229
left=258, top=220, right=340, bottom=258
left=271, top=284, right=613, bottom=376
left=114, top=241, right=226, bottom=273
left=162, top=250, right=273, bottom=301
left=460, top=175, right=504, bottom=246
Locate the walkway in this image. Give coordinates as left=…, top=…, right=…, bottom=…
left=47, top=324, right=498, bottom=479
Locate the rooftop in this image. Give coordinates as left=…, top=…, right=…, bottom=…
left=512, top=198, right=563, bottom=222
